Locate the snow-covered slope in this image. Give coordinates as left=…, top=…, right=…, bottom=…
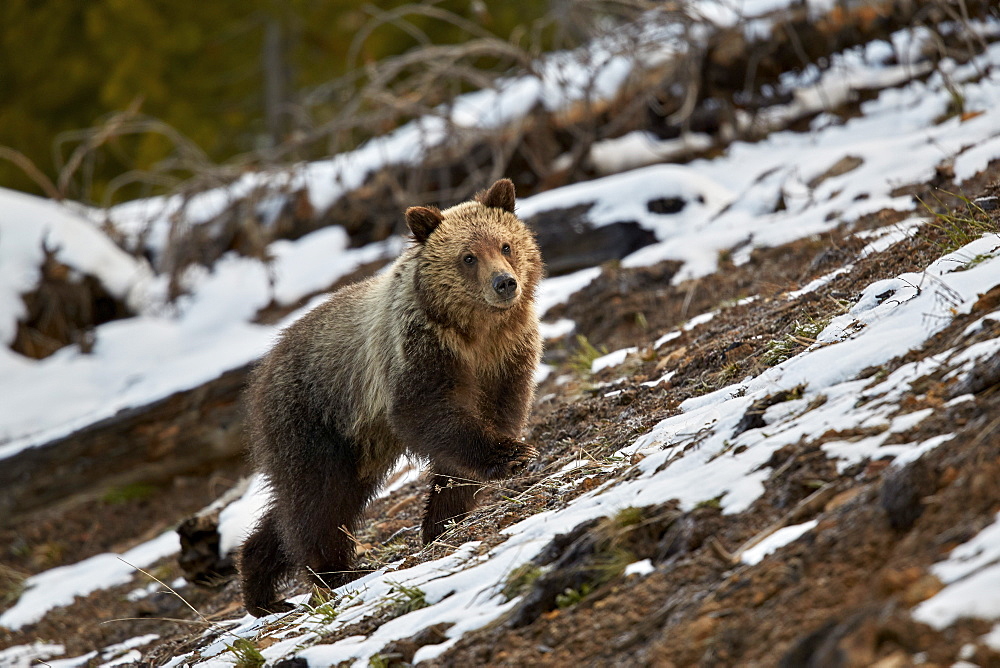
left=4, top=19, right=1000, bottom=458
left=0, top=189, right=149, bottom=347
left=2, top=5, right=1000, bottom=667
left=28, top=224, right=990, bottom=667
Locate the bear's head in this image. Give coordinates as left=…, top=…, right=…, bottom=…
left=407, top=179, right=542, bottom=325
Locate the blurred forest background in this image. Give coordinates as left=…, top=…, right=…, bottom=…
left=0, top=0, right=586, bottom=205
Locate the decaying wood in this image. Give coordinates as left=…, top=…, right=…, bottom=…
left=0, top=363, right=252, bottom=524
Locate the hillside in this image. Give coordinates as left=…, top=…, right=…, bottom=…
left=2, top=2, right=1000, bottom=666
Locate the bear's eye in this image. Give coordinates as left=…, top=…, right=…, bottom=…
left=501, top=243, right=511, bottom=255
left=463, top=254, right=476, bottom=265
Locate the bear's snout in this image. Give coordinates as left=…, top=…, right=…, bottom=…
left=492, top=273, right=518, bottom=300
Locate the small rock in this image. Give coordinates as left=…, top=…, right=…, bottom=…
left=824, top=487, right=861, bottom=512
left=272, top=658, right=308, bottom=668
left=878, top=566, right=923, bottom=595
left=647, top=197, right=687, bottom=214
left=880, top=458, right=935, bottom=532
left=690, top=614, right=719, bottom=642
left=808, top=155, right=864, bottom=189
left=871, top=650, right=910, bottom=668
left=901, top=573, right=944, bottom=606
left=973, top=194, right=999, bottom=211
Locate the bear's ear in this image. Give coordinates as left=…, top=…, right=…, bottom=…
left=405, top=206, right=443, bottom=244
left=475, top=178, right=516, bottom=213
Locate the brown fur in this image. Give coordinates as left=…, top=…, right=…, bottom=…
left=238, top=179, right=542, bottom=617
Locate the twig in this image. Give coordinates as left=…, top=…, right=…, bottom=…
left=0, top=147, right=61, bottom=200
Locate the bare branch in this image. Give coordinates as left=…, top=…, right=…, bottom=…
left=0, top=147, right=61, bottom=201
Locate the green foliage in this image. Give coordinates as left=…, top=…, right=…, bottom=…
left=34, top=541, right=67, bottom=568
left=501, top=563, right=542, bottom=601
left=148, top=564, right=174, bottom=584
left=381, top=582, right=429, bottom=618
left=719, top=294, right=749, bottom=309
left=719, top=362, right=741, bottom=382
left=762, top=318, right=830, bottom=366
left=303, top=587, right=339, bottom=624
left=958, top=253, right=993, bottom=271
left=308, top=586, right=336, bottom=608
left=555, top=582, right=593, bottom=608
left=305, top=600, right=339, bottom=625
left=224, top=638, right=265, bottom=668
left=101, top=482, right=157, bottom=505
left=0, top=565, right=26, bottom=607
left=614, top=506, right=644, bottom=528
left=919, top=192, right=998, bottom=254
left=695, top=494, right=724, bottom=510
left=569, top=335, right=609, bottom=376
left=367, top=535, right=411, bottom=566
left=936, top=83, right=967, bottom=124
left=761, top=336, right=798, bottom=366
left=368, top=655, right=390, bottom=668
left=785, top=385, right=805, bottom=401
left=589, top=546, right=635, bottom=584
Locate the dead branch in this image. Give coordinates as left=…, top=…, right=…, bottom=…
left=0, top=147, right=61, bottom=200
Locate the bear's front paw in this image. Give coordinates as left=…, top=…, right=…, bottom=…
left=484, top=439, right=537, bottom=480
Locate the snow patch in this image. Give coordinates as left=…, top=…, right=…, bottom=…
left=539, top=318, right=575, bottom=340
left=591, top=347, right=638, bottom=374
left=0, top=642, right=67, bottom=668
left=913, top=512, right=1000, bottom=629
left=742, top=520, right=819, bottom=566
left=624, top=559, right=656, bottom=576
left=0, top=532, right=179, bottom=630
left=0, top=188, right=149, bottom=346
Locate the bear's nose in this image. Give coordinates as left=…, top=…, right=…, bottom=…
left=492, top=273, right=518, bottom=299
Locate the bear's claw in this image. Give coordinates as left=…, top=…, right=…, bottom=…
left=485, top=439, right=537, bottom=479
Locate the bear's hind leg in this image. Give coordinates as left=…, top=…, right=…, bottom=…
left=422, top=467, right=480, bottom=544
left=282, top=467, right=381, bottom=591
left=239, top=510, right=296, bottom=617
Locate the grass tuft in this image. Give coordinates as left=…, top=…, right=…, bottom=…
left=614, top=506, right=645, bottom=528
left=0, top=564, right=26, bottom=607
left=225, top=637, right=265, bottom=668
left=762, top=317, right=830, bottom=366
left=303, top=587, right=340, bottom=624
left=502, top=563, right=543, bottom=601
left=381, top=582, right=429, bottom=618
left=569, top=335, right=609, bottom=376
left=957, top=253, right=994, bottom=271
left=589, top=546, right=635, bottom=585
left=919, top=191, right=998, bottom=254
left=556, top=583, right=594, bottom=609
left=102, top=482, right=158, bottom=505
left=695, top=494, right=725, bottom=510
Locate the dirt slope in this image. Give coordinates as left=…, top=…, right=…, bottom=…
left=2, top=163, right=998, bottom=667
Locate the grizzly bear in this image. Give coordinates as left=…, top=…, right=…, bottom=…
left=238, top=179, right=542, bottom=617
